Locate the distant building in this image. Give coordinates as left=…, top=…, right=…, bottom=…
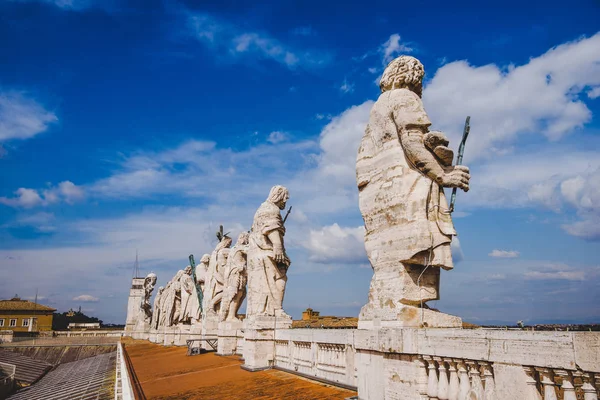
left=68, top=322, right=101, bottom=330
left=0, top=297, right=56, bottom=332
left=292, top=308, right=358, bottom=329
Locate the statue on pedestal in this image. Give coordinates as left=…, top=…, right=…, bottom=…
left=141, top=272, right=157, bottom=323
left=203, top=236, right=232, bottom=317
left=356, top=55, right=470, bottom=327
left=179, top=266, right=202, bottom=324
left=196, top=254, right=210, bottom=295
left=151, top=286, right=164, bottom=330
left=246, top=185, right=291, bottom=318
left=220, top=232, right=250, bottom=322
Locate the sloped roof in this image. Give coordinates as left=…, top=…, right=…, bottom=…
left=7, top=351, right=116, bottom=400
left=292, top=316, right=358, bottom=329
left=0, top=299, right=56, bottom=312
left=0, top=349, right=52, bottom=385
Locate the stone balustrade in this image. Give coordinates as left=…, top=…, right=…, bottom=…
left=273, top=329, right=357, bottom=389
left=268, top=328, right=600, bottom=399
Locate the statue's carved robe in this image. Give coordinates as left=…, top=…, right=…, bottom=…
left=247, top=201, right=289, bottom=316
left=180, top=273, right=201, bottom=323
left=203, top=245, right=228, bottom=316
left=151, top=291, right=163, bottom=329
left=357, top=88, right=455, bottom=271
left=220, top=243, right=248, bottom=321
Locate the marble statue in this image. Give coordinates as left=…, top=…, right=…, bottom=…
left=203, top=236, right=232, bottom=317
left=246, top=185, right=291, bottom=317
left=196, top=254, right=210, bottom=294
left=179, top=266, right=202, bottom=324
left=356, top=55, right=470, bottom=327
left=220, top=231, right=250, bottom=322
left=159, top=269, right=185, bottom=327
left=151, top=286, right=164, bottom=329
left=141, top=272, right=157, bottom=322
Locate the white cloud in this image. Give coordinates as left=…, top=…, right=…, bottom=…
left=72, top=295, right=99, bottom=302
left=303, top=224, right=366, bottom=264
left=13, top=212, right=56, bottom=232
left=587, top=86, right=600, bottom=99
left=489, top=249, right=520, bottom=258
left=267, top=131, right=289, bottom=144
left=0, top=188, right=44, bottom=208
left=0, top=181, right=84, bottom=209
left=423, top=33, right=600, bottom=158
left=0, top=91, right=57, bottom=141
left=451, top=237, right=464, bottom=263
left=525, top=270, right=585, bottom=281
left=340, top=79, right=354, bottom=94
left=316, top=101, right=373, bottom=185
left=380, top=34, right=413, bottom=65
left=187, top=12, right=330, bottom=70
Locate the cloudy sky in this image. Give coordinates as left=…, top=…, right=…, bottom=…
left=1, top=0, right=599, bottom=325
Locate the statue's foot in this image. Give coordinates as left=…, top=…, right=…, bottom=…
left=274, top=309, right=291, bottom=319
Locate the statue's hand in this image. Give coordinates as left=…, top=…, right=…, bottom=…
left=273, top=245, right=286, bottom=263
left=440, top=165, right=470, bottom=192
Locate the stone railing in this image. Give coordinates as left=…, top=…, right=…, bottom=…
left=115, top=342, right=135, bottom=400
left=54, top=330, right=125, bottom=337
left=273, top=329, right=357, bottom=390
left=266, top=328, right=600, bottom=399
left=354, top=328, right=600, bottom=400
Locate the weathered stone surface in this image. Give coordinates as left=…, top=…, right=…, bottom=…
left=242, top=314, right=292, bottom=371
left=246, top=185, right=291, bottom=318
left=203, top=236, right=231, bottom=318
left=217, top=319, right=243, bottom=356
left=219, top=232, right=249, bottom=322
left=356, top=55, right=470, bottom=327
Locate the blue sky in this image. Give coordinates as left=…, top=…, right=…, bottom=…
left=1, top=0, right=599, bottom=325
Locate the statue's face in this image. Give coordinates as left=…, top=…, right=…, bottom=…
left=276, top=192, right=289, bottom=210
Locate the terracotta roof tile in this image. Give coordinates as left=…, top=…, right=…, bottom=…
left=0, top=300, right=56, bottom=312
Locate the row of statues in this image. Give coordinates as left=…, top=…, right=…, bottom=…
left=142, top=185, right=292, bottom=330
left=136, top=54, right=470, bottom=331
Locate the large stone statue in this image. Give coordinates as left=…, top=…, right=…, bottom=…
left=159, top=269, right=185, bottom=327
left=141, top=272, right=157, bottom=323
left=196, top=254, right=210, bottom=294
left=151, top=286, right=164, bottom=329
left=203, top=236, right=232, bottom=317
left=246, top=185, right=291, bottom=317
left=220, top=232, right=250, bottom=322
left=356, top=55, right=470, bottom=328
left=179, top=266, right=202, bottom=324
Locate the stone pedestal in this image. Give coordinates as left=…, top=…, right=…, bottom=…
left=358, top=305, right=462, bottom=329
left=125, top=277, right=145, bottom=334
left=201, top=314, right=220, bottom=350
left=217, top=320, right=243, bottom=356
left=241, top=314, right=292, bottom=371
left=132, top=319, right=151, bottom=340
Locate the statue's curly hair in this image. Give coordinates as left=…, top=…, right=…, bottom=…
left=379, top=55, right=425, bottom=96
left=267, top=185, right=289, bottom=204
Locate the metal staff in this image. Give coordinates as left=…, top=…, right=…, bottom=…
left=449, top=116, right=471, bottom=213
left=282, top=205, right=292, bottom=225
left=189, top=254, right=203, bottom=313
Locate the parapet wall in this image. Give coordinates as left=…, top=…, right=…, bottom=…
left=273, top=328, right=600, bottom=399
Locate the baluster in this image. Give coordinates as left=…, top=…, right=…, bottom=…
left=537, top=368, right=558, bottom=400
left=466, top=361, right=484, bottom=399
left=481, top=362, right=495, bottom=400
left=554, top=370, right=576, bottom=400
left=523, top=367, right=543, bottom=400
left=457, top=361, right=470, bottom=400
left=424, top=356, right=439, bottom=399
left=415, top=357, right=429, bottom=400
left=582, top=372, right=598, bottom=400
left=448, top=360, right=459, bottom=400
left=436, top=358, right=449, bottom=400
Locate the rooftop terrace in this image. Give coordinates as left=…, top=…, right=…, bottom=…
left=123, top=338, right=357, bottom=399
